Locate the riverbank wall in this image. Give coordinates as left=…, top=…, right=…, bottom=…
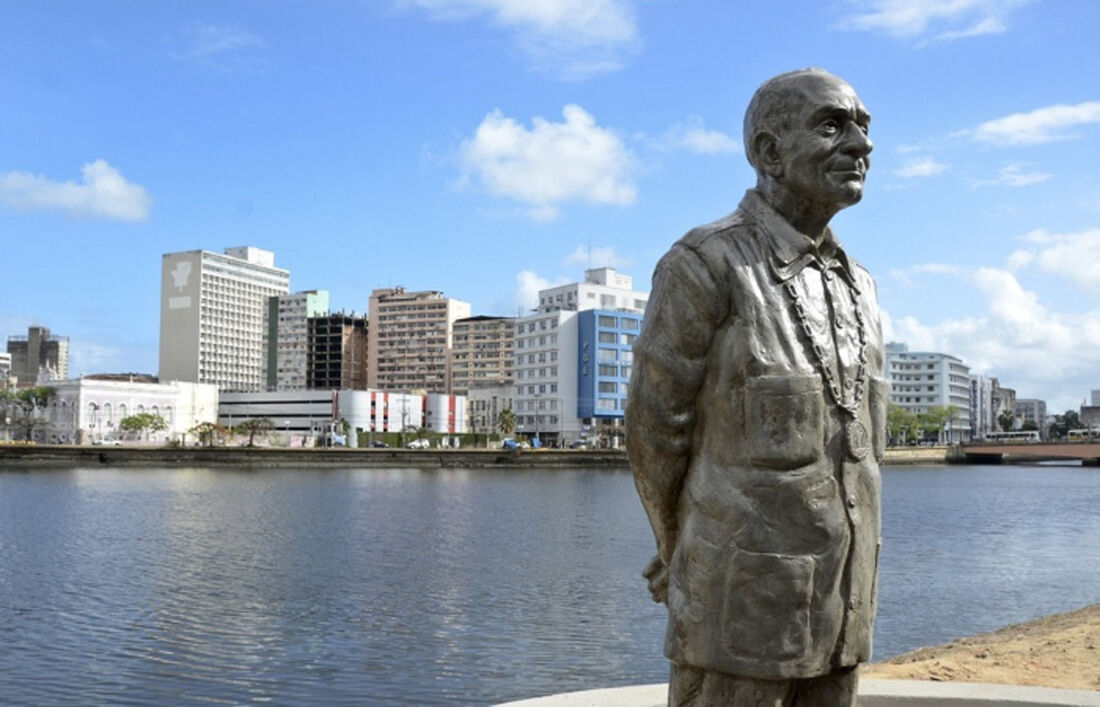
left=1, top=444, right=954, bottom=468
left=0, top=444, right=632, bottom=469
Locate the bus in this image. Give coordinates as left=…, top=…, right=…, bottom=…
left=984, top=430, right=1040, bottom=443
left=1067, top=429, right=1099, bottom=442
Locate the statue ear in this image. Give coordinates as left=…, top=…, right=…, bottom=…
left=753, top=132, right=783, bottom=178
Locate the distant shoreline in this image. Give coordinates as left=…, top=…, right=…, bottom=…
left=3, top=444, right=1048, bottom=469
left=0, top=444, right=632, bottom=469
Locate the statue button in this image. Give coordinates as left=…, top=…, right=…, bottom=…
left=847, top=496, right=857, bottom=508
left=849, top=599, right=857, bottom=610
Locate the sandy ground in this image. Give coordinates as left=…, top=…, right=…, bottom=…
left=864, top=603, right=1100, bottom=691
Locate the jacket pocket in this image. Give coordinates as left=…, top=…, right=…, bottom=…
left=721, top=549, right=814, bottom=662
left=869, top=376, right=889, bottom=463
left=743, top=375, right=823, bottom=469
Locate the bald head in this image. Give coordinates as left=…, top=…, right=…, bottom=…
left=744, top=68, right=855, bottom=176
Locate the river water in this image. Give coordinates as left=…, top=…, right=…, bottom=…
left=0, top=464, right=1098, bottom=705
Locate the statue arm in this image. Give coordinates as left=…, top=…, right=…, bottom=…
left=626, top=243, right=722, bottom=566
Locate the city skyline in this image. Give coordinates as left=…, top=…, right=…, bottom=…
left=3, top=1, right=1100, bottom=412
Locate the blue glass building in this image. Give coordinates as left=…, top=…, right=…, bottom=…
left=576, top=309, right=641, bottom=426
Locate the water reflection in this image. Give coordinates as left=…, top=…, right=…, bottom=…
left=0, top=465, right=1098, bottom=705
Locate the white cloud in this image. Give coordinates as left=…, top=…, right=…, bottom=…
left=460, top=104, right=637, bottom=221
left=400, top=0, right=640, bottom=79
left=887, top=266, right=1100, bottom=412
left=835, top=0, right=1031, bottom=42
left=1008, top=227, right=1100, bottom=294
left=971, top=164, right=1052, bottom=187
left=176, top=23, right=265, bottom=72
left=894, top=156, right=948, bottom=178
left=513, top=270, right=569, bottom=312
left=563, top=245, right=632, bottom=269
left=652, top=117, right=739, bottom=155
left=970, top=102, right=1100, bottom=145
left=0, top=160, right=151, bottom=222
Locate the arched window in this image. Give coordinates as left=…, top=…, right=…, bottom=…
left=137, top=405, right=145, bottom=415
left=104, top=403, right=113, bottom=425
left=118, top=403, right=127, bottom=419
left=164, top=406, right=173, bottom=424
left=88, top=403, right=98, bottom=426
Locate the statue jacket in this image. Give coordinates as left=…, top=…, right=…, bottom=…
left=626, top=189, right=886, bottom=680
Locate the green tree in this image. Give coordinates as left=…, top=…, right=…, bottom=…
left=497, top=407, right=516, bottom=436
left=234, top=417, right=274, bottom=447
left=1, top=386, right=56, bottom=441
left=918, top=405, right=956, bottom=442
left=886, top=404, right=920, bottom=445
left=119, top=412, right=168, bottom=441
left=1048, top=410, right=1083, bottom=439
left=997, top=408, right=1017, bottom=433
left=189, top=421, right=226, bottom=447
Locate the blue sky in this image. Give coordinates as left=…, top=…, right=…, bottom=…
left=3, top=0, right=1099, bottom=412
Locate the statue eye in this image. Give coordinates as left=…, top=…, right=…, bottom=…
left=819, top=119, right=840, bottom=135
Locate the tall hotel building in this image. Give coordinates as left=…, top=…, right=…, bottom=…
left=160, top=246, right=290, bottom=391
left=367, top=287, right=471, bottom=393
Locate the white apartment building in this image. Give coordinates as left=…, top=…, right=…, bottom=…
left=265, top=290, right=329, bottom=390
left=513, top=268, right=647, bottom=445
left=536, top=267, right=648, bottom=315
left=29, top=376, right=217, bottom=444
left=160, top=246, right=290, bottom=392
left=886, top=342, right=972, bottom=443
left=367, top=287, right=471, bottom=393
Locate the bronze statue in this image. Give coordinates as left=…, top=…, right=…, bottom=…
left=626, top=68, right=886, bottom=706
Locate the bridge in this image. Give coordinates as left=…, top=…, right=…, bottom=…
left=958, top=442, right=1100, bottom=465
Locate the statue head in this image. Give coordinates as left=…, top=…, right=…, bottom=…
left=744, top=68, right=873, bottom=220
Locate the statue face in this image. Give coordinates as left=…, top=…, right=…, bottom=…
left=777, top=75, right=872, bottom=210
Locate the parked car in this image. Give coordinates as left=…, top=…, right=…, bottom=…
left=406, top=438, right=430, bottom=449
left=92, top=438, right=122, bottom=446
left=370, top=440, right=389, bottom=448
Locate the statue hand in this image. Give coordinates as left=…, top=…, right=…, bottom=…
left=642, top=554, right=668, bottom=604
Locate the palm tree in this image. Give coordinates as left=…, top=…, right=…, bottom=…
left=497, top=407, right=516, bottom=436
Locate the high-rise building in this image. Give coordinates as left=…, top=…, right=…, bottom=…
left=513, top=268, right=647, bottom=446
left=366, top=287, right=471, bottom=393
left=885, top=342, right=972, bottom=443
left=1091, top=390, right=1100, bottom=407
left=307, top=312, right=369, bottom=390
left=264, top=290, right=329, bottom=390
left=159, top=246, right=290, bottom=392
left=451, top=315, right=515, bottom=395
left=6, top=325, right=69, bottom=384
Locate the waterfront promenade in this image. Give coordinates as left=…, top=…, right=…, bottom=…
left=0, top=444, right=963, bottom=468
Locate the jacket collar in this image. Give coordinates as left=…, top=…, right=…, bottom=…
left=739, top=189, right=859, bottom=292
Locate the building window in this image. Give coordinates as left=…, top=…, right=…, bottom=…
left=599, top=382, right=618, bottom=393
left=598, top=315, right=616, bottom=328
left=598, top=332, right=617, bottom=343
left=598, top=348, right=617, bottom=362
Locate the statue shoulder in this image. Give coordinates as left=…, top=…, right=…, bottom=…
left=658, top=209, right=752, bottom=276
